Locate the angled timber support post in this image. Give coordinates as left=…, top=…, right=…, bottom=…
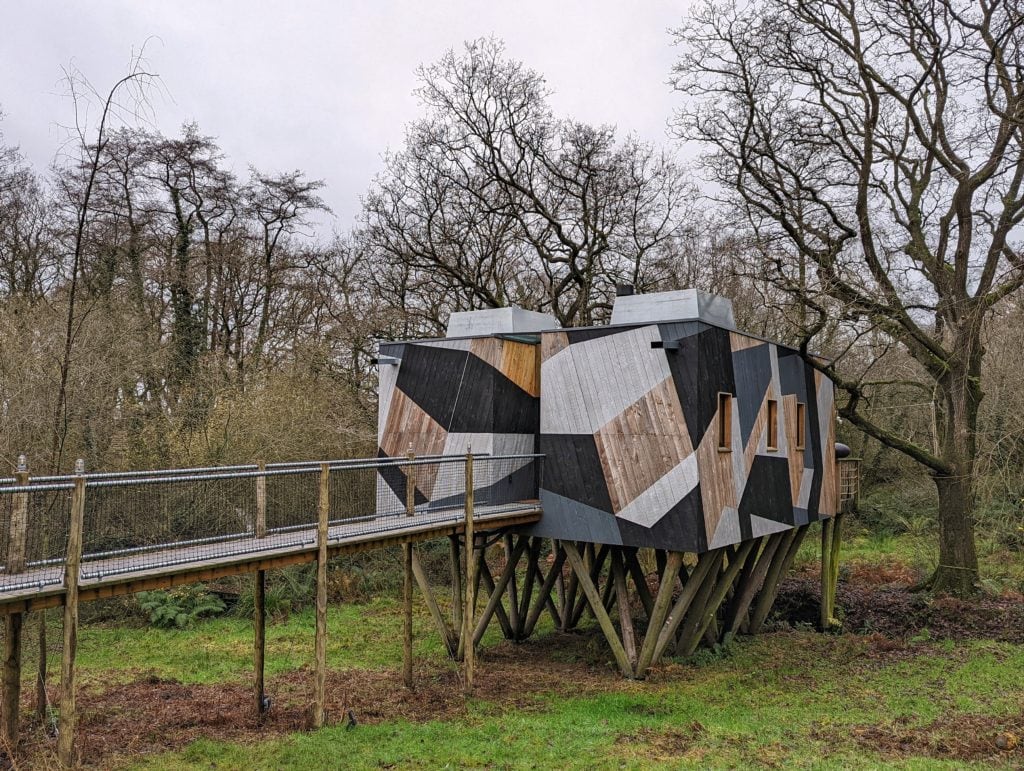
left=522, top=541, right=566, bottom=639
left=634, top=551, right=684, bottom=679
left=472, top=536, right=528, bottom=647
left=403, top=448, right=415, bottom=688
left=611, top=549, right=637, bottom=671
left=410, top=549, right=458, bottom=658
left=2, top=455, right=29, bottom=754
left=722, top=532, right=786, bottom=642
left=461, top=448, right=476, bottom=695
left=679, top=540, right=756, bottom=658
left=254, top=459, right=268, bottom=722
left=449, top=535, right=463, bottom=658
left=312, top=463, right=330, bottom=729
left=656, top=549, right=723, bottom=664
left=57, top=460, right=86, bottom=768
left=563, top=542, right=635, bottom=678
left=749, top=524, right=808, bottom=634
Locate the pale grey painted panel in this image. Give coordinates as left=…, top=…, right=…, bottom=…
left=610, top=289, right=736, bottom=329
left=446, top=307, right=559, bottom=337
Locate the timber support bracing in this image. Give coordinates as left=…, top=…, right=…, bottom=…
left=438, top=529, right=818, bottom=680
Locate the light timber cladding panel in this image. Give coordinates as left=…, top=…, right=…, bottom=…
left=376, top=336, right=540, bottom=511
left=533, top=322, right=838, bottom=552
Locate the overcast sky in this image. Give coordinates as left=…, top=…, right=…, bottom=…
left=1, top=0, right=688, bottom=228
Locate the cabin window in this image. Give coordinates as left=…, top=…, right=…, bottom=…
left=795, top=402, right=806, bottom=450
left=766, top=399, right=779, bottom=450
left=717, top=392, right=733, bottom=451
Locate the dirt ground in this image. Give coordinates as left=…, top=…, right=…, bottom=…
left=776, top=564, right=1024, bottom=643
left=9, top=568, right=1024, bottom=768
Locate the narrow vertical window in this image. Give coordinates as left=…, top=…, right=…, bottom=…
left=767, top=399, right=779, bottom=450
left=718, top=392, right=733, bottom=451
left=795, top=402, right=806, bottom=450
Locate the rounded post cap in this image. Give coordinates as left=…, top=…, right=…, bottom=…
left=16, top=454, right=27, bottom=472
left=74, top=458, right=85, bottom=474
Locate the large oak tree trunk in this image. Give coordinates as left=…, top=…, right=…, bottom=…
left=931, top=472, right=979, bottom=595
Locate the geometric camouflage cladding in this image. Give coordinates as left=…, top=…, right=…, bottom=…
left=532, top=322, right=837, bottom=553
left=376, top=336, right=540, bottom=512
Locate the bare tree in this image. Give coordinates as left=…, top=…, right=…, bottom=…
left=363, top=39, right=701, bottom=329
left=672, top=0, right=1024, bottom=594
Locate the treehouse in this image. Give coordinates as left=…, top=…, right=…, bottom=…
left=375, top=289, right=838, bottom=549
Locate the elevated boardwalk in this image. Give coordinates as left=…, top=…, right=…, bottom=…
left=0, top=454, right=541, bottom=614
left=0, top=501, right=539, bottom=615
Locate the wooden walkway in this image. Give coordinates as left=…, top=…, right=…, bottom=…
left=0, top=501, right=540, bottom=615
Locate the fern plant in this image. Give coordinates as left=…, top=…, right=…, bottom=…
left=137, top=584, right=226, bottom=629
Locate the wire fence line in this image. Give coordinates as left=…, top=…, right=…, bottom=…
left=0, top=453, right=543, bottom=595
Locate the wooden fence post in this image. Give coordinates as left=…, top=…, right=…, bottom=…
left=57, top=459, right=86, bottom=768
left=461, top=448, right=475, bottom=695
left=255, top=459, right=267, bottom=539
left=254, top=460, right=268, bottom=721
left=312, top=463, right=329, bottom=729
left=2, top=455, right=29, bottom=753
left=403, top=448, right=415, bottom=689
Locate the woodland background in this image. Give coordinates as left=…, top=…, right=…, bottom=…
left=2, top=39, right=1023, bottom=566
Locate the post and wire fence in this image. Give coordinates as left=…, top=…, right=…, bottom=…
left=0, top=453, right=544, bottom=598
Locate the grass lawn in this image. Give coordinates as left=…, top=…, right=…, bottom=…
left=11, top=530, right=1024, bottom=769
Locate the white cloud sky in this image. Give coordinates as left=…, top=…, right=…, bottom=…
left=1, top=0, right=688, bottom=227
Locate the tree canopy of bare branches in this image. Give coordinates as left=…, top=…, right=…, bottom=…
left=672, top=0, right=1024, bottom=593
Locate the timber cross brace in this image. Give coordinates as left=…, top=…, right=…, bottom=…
left=408, top=525, right=820, bottom=682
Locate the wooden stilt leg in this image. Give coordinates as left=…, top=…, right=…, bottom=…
left=411, top=549, right=458, bottom=657
left=502, top=535, right=521, bottom=636
left=449, top=535, right=463, bottom=649
left=820, top=517, right=835, bottom=631
left=723, top=532, right=786, bottom=641
left=462, top=452, right=476, bottom=696
left=829, top=512, right=844, bottom=626
left=517, top=538, right=543, bottom=635
left=403, top=450, right=416, bottom=688
left=523, top=545, right=566, bottom=639
left=254, top=570, right=267, bottom=721
left=651, top=550, right=721, bottom=665
left=563, top=543, right=635, bottom=678
left=473, top=537, right=528, bottom=647
left=611, top=550, right=637, bottom=670
left=571, top=545, right=608, bottom=627
left=402, top=541, right=414, bottom=687
left=635, top=552, right=684, bottom=678
left=561, top=546, right=579, bottom=631
left=749, top=525, right=807, bottom=634
left=680, top=540, right=756, bottom=657
left=2, top=612, right=22, bottom=754
left=35, top=615, right=46, bottom=726
left=623, top=548, right=654, bottom=619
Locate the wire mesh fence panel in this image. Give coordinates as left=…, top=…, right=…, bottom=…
left=81, top=474, right=259, bottom=579
left=265, top=469, right=320, bottom=534
left=0, top=485, right=74, bottom=592
left=0, top=491, right=10, bottom=571
left=328, top=466, right=377, bottom=523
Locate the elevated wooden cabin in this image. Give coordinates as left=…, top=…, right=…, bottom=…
left=376, top=291, right=838, bottom=549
